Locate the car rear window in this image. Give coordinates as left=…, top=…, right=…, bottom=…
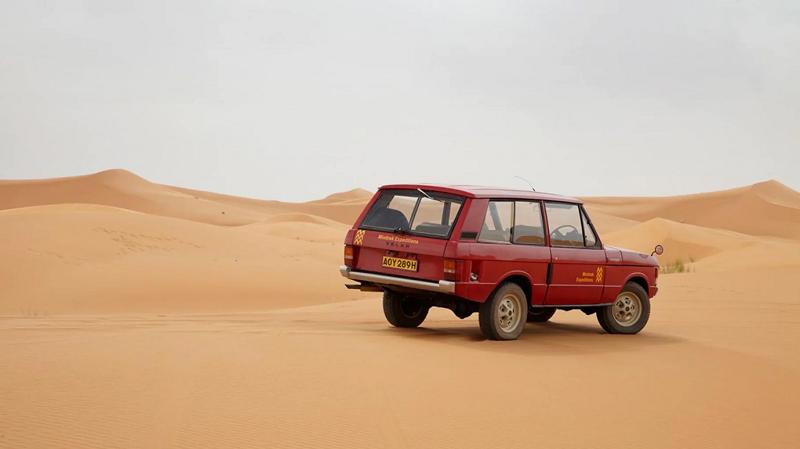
left=360, top=189, right=464, bottom=238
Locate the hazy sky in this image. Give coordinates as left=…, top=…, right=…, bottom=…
left=1, top=0, right=798, bottom=201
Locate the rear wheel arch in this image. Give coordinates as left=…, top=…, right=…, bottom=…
left=494, top=273, right=532, bottom=305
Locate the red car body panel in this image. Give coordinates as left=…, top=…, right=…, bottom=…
left=342, top=184, right=659, bottom=306
left=352, top=231, right=448, bottom=282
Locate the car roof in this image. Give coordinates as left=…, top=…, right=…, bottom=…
left=379, top=184, right=582, bottom=203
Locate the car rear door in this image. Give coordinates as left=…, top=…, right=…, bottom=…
left=543, top=202, right=606, bottom=305
left=461, top=200, right=552, bottom=304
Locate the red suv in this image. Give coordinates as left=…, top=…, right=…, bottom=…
left=340, top=184, right=660, bottom=340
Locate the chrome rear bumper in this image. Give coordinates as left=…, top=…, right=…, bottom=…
left=339, top=265, right=455, bottom=294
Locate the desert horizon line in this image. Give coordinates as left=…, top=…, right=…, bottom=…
left=1, top=167, right=797, bottom=204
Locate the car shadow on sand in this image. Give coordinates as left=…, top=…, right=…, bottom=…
left=383, top=320, right=686, bottom=356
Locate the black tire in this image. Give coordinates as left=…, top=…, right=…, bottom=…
left=383, top=290, right=429, bottom=328
left=479, top=283, right=528, bottom=340
left=597, top=282, right=650, bottom=334
left=527, top=307, right=556, bottom=323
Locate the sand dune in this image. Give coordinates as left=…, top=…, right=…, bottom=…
left=240, top=221, right=350, bottom=244
left=310, top=188, right=374, bottom=204
left=693, top=238, right=800, bottom=271
left=260, top=212, right=345, bottom=226
left=171, top=185, right=370, bottom=225
left=0, top=169, right=369, bottom=227
left=602, top=216, right=800, bottom=271
left=0, top=169, right=371, bottom=314
left=583, top=209, right=641, bottom=234
left=2, top=170, right=800, bottom=314
left=1, top=170, right=799, bottom=449
left=583, top=179, right=800, bottom=239
left=0, top=169, right=274, bottom=226
left=591, top=181, right=800, bottom=269
left=0, top=203, right=366, bottom=315
left=602, top=217, right=757, bottom=264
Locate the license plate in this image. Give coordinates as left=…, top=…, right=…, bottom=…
left=381, top=256, right=418, bottom=272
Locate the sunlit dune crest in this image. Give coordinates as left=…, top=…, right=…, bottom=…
left=582, top=179, right=800, bottom=239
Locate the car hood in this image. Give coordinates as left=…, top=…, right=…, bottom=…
left=604, top=245, right=659, bottom=267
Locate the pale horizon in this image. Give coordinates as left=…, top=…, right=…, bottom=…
left=2, top=167, right=797, bottom=203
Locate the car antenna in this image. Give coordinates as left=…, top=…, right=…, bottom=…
left=514, top=176, right=536, bottom=192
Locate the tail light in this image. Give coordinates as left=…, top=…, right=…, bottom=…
left=443, top=259, right=458, bottom=281
left=344, top=245, right=356, bottom=267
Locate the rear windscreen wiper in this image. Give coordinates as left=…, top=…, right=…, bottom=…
left=417, top=188, right=443, bottom=203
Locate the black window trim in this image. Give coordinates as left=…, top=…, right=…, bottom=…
left=580, top=205, right=603, bottom=249
left=477, top=199, right=547, bottom=247
left=358, top=189, right=466, bottom=240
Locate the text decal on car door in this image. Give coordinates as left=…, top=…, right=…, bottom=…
left=576, top=267, right=604, bottom=283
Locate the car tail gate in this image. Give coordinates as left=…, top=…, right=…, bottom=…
left=348, top=189, right=465, bottom=282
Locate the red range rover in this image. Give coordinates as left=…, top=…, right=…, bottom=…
left=340, top=184, right=661, bottom=340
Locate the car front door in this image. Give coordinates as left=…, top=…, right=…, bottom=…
left=543, top=202, right=606, bottom=305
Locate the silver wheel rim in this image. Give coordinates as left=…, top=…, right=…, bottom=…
left=612, top=292, right=642, bottom=327
left=497, top=294, right=522, bottom=333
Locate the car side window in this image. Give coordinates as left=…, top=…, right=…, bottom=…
left=582, top=209, right=598, bottom=247
left=479, top=201, right=512, bottom=243
left=513, top=201, right=545, bottom=245
left=544, top=202, right=584, bottom=247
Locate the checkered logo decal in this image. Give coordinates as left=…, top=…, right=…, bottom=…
left=353, top=229, right=366, bottom=246
left=596, top=266, right=604, bottom=283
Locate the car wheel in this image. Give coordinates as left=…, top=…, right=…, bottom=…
left=597, top=282, right=650, bottom=334
left=383, top=290, right=429, bottom=328
left=479, top=283, right=528, bottom=340
left=527, top=307, right=556, bottom=323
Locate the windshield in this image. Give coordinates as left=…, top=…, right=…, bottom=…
left=360, top=189, right=464, bottom=238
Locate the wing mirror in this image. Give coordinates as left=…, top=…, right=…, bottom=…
left=651, top=244, right=664, bottom=256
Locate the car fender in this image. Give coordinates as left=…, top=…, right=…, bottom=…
left=494, top=269, right=536, bottom=303
left=343, top=228, right=356, bottom=245
left=621, top=271, right=651, bottom=293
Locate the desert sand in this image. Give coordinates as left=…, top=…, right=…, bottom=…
left=1, top=170, right=799, bottom=449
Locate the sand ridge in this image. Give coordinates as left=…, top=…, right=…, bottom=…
left=582, top=179, right=800, bottom=239
left=2, top=170, right=799, bottom=313
left=0, top=170, right=376, bottom=314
